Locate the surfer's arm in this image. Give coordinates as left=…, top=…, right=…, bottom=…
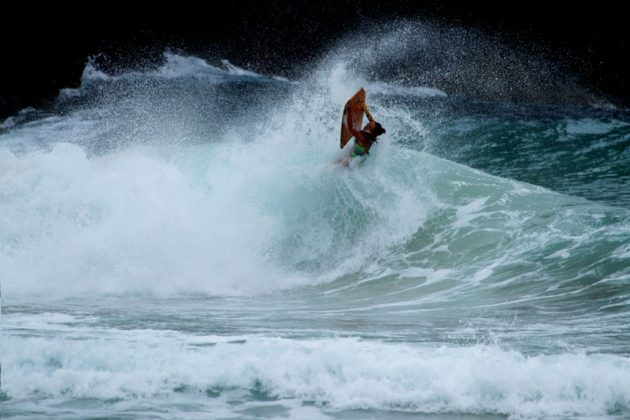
left=346, top=110, right=363, bottom=137
left=363, top=103, right=375, bottom=123
left=350, top=127, right=364, bottom=141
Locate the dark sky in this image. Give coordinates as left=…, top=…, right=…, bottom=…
left=1, top=1, right=628, bottom=117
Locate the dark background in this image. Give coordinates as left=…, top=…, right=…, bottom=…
left=1, top=1, right=628, bottom=118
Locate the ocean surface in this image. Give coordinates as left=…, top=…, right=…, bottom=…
left=1, top=25, right=630, bottom=419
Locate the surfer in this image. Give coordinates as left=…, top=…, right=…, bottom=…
left=339, top=87, right=386, bottom=164
left=347, top=105, right=386, bottom=158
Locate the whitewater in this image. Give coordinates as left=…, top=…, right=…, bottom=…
left=1, top=24, right=630, bottom=419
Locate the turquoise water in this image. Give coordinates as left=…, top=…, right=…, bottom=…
left=1, top=38, right=630, bottom=419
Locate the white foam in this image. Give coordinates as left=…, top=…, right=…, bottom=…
left=272, top=75, right=297, bottom=83
left=0, top=132, right=438, bottom=298
left=0, top=143, right=306, bottom=298
left=366, top=81, right=447, bottom=98
left=157, top=52, right=224, bottom=79
left=612, top=243, right=630, bottom=259
left=1, top=330, right=628, bottom=418
left=564, top=118, right=628, bottom=136
left=58, top=59, right=111, bottom=98
left=453, top=197, right=489, bottom=229
left=1, top=116, right=17, bottom=129
left=81, top=58, right=111, bottom=81
left=220, top=59, right=262, bottom=77
left=59, top=52, right=275, bottom=94
left=546, top=249, right=571, bottom=259
left=1, top=107, right=37, bottom=129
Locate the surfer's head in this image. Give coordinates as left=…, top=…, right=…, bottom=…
left=373, top=122, right=386, bottom=137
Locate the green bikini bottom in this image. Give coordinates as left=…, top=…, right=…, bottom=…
left=351, top=142, right=367, bottom=158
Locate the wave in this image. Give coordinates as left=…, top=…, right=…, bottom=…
left=2, top=315, right=629, bottom=417
left=1, top=135, right=628, bottom=302
left=1, top=25, right=628, bottom=306
left=58, top=52, right=288, bottom=100
left=2, top=21, right=629, bottom=420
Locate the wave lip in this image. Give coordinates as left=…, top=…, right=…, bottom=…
left=220, top=59, right=263, bottom=77
left=57, top=52, right=289, bottom=101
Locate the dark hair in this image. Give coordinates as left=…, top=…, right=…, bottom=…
left=373, top=122, right=386, bottom=136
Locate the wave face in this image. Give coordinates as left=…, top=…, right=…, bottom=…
left=1, top=23, right=630, bottom=420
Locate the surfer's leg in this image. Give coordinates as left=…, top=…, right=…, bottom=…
left=336, top=157, right=350, bottom=167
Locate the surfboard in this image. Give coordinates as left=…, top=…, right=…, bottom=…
left=340, top=87, right=366, bottom=149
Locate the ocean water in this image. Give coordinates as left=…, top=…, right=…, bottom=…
left=1, top=25, right=630, bottom=419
